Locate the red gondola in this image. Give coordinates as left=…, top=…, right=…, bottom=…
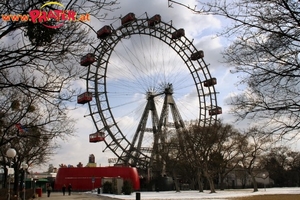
left=172, top=28, right=185, bottom=39
left=121, top=13, right=136, bottom=25
left=80, top=53, right=95, bottom=66
left=204, top=78, right=217, bottom=87
left=191, top=50, right=204, bottom=60
left=97, top=25, right=112, bottom=39
left=77, top=92, right=92, bottom=104
left=89, top=131, right=105, bottom=143
left=209, top=106, right=222, bottom=116
left=148, top=14, right=161, bottom=26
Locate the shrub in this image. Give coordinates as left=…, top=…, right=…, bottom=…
left=122, top=180, right=133, bottom=195
left=102, top=181, right=113, bottom=194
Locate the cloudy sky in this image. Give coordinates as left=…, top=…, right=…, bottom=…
left=34, top=0, right=263, bottom=172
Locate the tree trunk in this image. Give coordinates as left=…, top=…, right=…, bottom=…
left=220, top=175, right=225, bottom=190
left=172, top=169, right=180, bottom=192
left=250, top=173, right=258, bottom=192
left=197, top=168, right=203, bottom=192
left=207, top=177, right=216, bottom=193
left=203, top=170, right=216, bottom=193
left=190, top=178, right=195, bottom=190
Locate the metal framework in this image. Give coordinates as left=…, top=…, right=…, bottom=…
left=83, top=13, right=219, bottom=170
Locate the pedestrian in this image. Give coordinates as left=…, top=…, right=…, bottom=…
left=47, top=184, right=52, bottom=197
left=68, top=183, right=72, bottom=195
left=62, top=184, right=66, bottom=195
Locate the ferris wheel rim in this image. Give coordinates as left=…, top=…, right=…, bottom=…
left=85, top=13, right=219, bottom=167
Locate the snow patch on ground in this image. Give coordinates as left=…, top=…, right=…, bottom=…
left=87, top=187, right=300, bottom=200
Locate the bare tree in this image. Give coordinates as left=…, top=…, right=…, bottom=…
left=163, top=137, right=182, bottom=192
left=182, top=121, right=243, bottom=193
left=0, top=1, right=119, bottom=146
left=1, top=0, right=119, bottom=103
left=0, top=77, right=75, bottom=144
left=263, top=146, right=300, bottom=187
left=217, top=127, right=245, bottom=190
left=0, top=0, right=119, bottom=193
left=0, top=85, right=74, bottom=194
left=238, top=127, right=271, bottom=192
left=168, top=0, right=300, bottom=137
left=287, top=150, right=300, bottom=186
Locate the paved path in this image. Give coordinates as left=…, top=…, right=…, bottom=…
left=36, top=192, right=119, bottom=200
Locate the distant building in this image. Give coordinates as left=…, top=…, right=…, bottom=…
left=223, top=168, right=274, bottom=189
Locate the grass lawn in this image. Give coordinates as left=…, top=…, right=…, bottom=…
left=231, top=194, right=300, bottom=200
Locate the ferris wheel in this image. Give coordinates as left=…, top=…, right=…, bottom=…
left=78, top=13, right=221, bottom=170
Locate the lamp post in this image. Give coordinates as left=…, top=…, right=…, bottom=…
left=33, top=176, right=37, bottom=197
left=262, top=173, right=266, bottom=191
left=22, top=163, right=28, bottom=200
left=6, top=148, right=16, bottom=200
